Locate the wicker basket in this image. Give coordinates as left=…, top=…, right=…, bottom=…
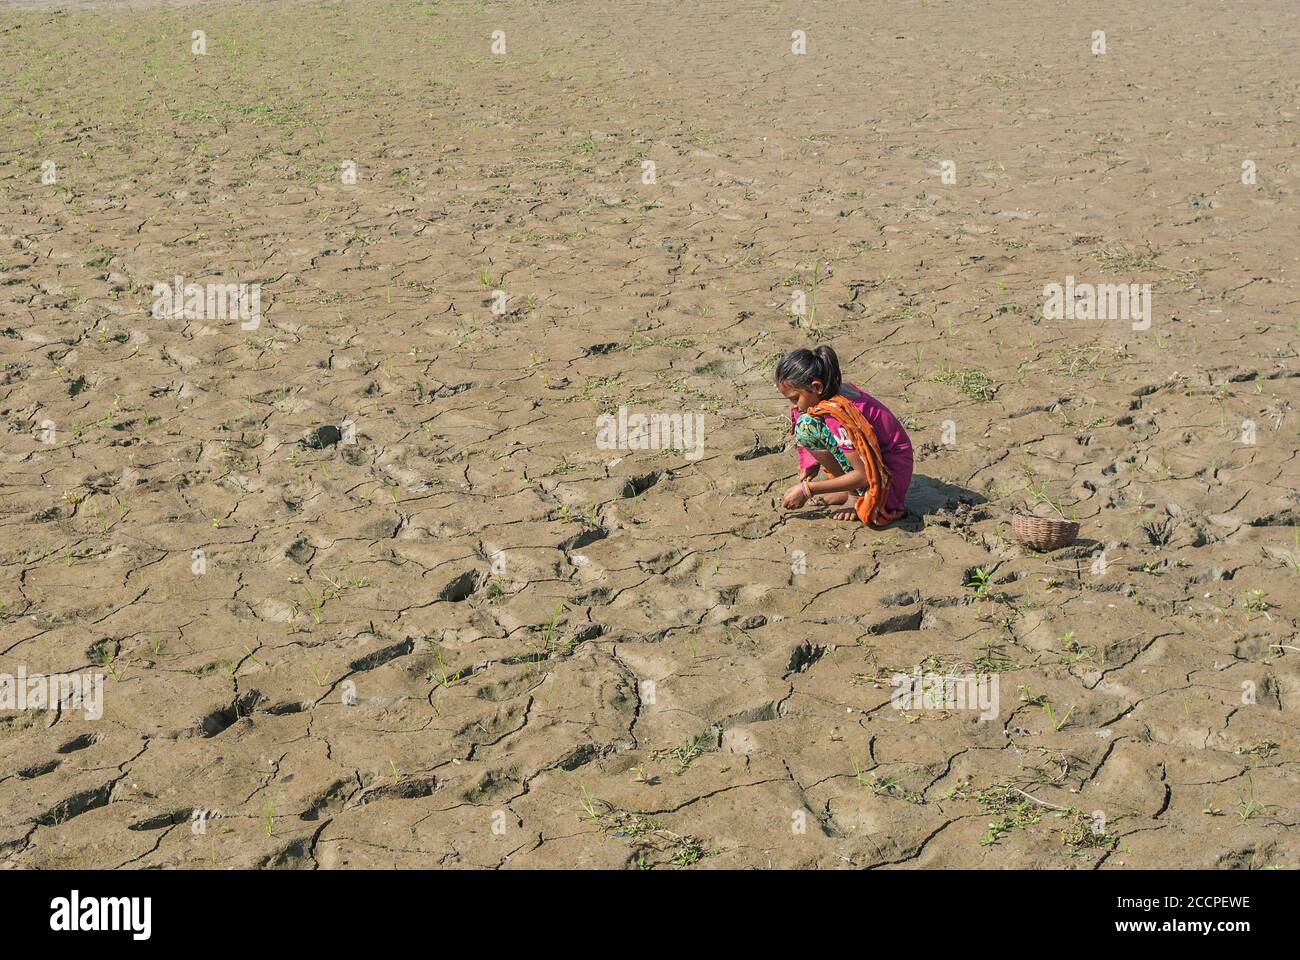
left=1011, top=513, right=1080, bottom=551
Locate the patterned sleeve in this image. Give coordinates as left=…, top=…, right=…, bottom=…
left=792, top=407, right=816, bottom=470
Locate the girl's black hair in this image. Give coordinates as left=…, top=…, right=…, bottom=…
left=774, top=345, right=842, bottom=400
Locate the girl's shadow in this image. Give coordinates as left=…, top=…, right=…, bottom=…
left=891, top=474, right=991, bottom=533
left=785, top=474, right=989, bottom=532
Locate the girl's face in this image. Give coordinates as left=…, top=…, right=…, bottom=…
left=778, top=379, right=823, bottom=413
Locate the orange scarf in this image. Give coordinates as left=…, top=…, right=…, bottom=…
left=807, top=394, right=893, bottom=527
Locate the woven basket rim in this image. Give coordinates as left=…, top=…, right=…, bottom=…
left=1010, top=512, right=1080, bottom=550
left=1011, top=512, right=1080, bottom=529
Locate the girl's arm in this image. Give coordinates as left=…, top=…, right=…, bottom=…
left=790, top=410, right=819, bottom=482
left=793, top=411, right=820, bottom=479
left=806, top=447, right=866, bottom=496
left=783, top=446, right=869, bottom=509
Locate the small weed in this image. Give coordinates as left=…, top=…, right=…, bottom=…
left=577, top=784, right=712, bottom=868
left=1058, top=809, right=1116, bottom=852
left=965, top=567, right=993, bottom=597
left=1242, top=589, right=1272, bottom=616
left=866, top=776, right=924, bottom=804
left=652, top=734, right=708, bottom=775
left=933, top=364, right=996, bottom=401
left=975, top=785, right=1043, bottom=845
left=1233, top=740, right=1279, bottom=760
left=1234, top=777, right=1277, bottom=826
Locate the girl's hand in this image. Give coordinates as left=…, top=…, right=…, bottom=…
left=800, top=464, right=820, bottom=482
left=782, top=483, right=809, bottom=510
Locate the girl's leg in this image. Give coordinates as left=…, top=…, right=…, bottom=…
left=808, top=450, right=852, bottom=507
left=793, top=414, right=860, bottom=520
left=797, top=425, right=857, bottom=519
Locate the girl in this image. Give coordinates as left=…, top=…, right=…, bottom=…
left=775, top=345, right=913, bottom=524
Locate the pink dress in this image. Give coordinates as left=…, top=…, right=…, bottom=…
left=790, top=383, right=913, bottom=514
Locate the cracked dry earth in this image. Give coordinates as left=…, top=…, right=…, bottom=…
left=1, top=0, right=1298, bottom=871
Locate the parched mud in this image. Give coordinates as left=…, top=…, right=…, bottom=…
left=0, top=0, right=1297, bottom=869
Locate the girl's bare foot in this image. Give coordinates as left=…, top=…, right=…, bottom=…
left=807, top=491, right=857, bottom=520
left=812, top=491, right=850, bottom=509
left=866, top=507, right=906, bottom=529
